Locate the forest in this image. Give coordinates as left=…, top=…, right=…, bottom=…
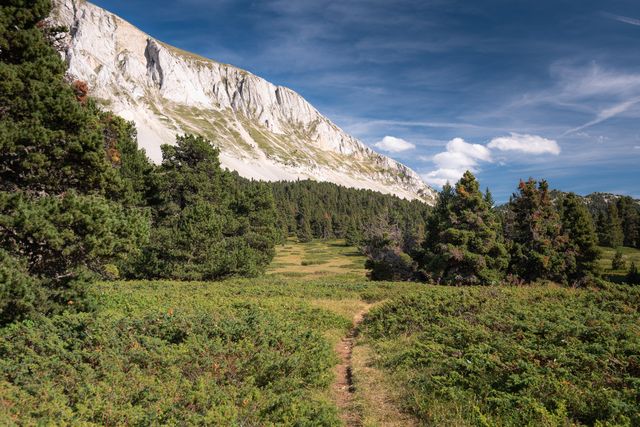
left=1, top=2, right=639, bottom=425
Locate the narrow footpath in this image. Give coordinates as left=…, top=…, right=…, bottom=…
left=331, top=304, right=373, bottom=426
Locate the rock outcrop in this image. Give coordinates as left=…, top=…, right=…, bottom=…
left=50, top=0, right=437, bottom=202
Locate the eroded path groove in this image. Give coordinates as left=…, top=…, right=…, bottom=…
left=332, top=304, right=373, bottom=426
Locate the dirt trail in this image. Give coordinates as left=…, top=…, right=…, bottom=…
left=332, top=303, right=373, bottom=426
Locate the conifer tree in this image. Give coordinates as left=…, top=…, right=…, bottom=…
left=137, top=135, right=276, bottom=280
left=602, top=203, right=624, bottom=248
left=345, top=218, right=361, bottom=247
left=506, top=179, right=568, bottom=282
left=627, top=262, right=640, bottom=285
left=611, top=250, right=626, bottom=270
left=560, top=193, right=600, bottom=281
left=596, top=211, right=608, bottom=246
left=420, top=171, right=508, bottom=285
left=484, top=187, right=495, bottom=207
left=0, top=0, right=148, bottom=324
left=363, top=215, right=416, bottom=281
left=617, top=197, right=639, bottom=248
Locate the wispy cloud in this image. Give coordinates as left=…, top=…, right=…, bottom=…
left=602, top=12, right=640, bottom=27
left=565, top=97, right=640, bottom=135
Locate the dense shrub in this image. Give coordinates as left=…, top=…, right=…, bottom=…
left=362, top=285, right=640, bottom=426
left=0, top=305, right=340, bottom=425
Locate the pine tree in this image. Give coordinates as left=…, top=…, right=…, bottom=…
left=0, top=0, right=148, bottom=324
left=484, top=187, right=495, bottom=207
left=602, top=203, right=624, bottom=248
left=611, top=250, right=626, bottom=270
left=506, top=179, right=568, bottom=282
left=561, top=193, right=600, bottom=281
left=345, top=218, right=361, bottom=247
left=626, top=262, right=640, bottom=285
left=363, top=215, right=416, bottom=281
left=136, top=135, right=277, bottom=280
left=617, top=197, right=639, bottom=248
left=420, top=171, right=508, bottom=285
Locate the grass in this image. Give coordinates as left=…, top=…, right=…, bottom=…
left=1, top=239, right=638, bottom=425
left=598, top=245, right=640, bottom=282
left=267, top=238, right=367, bottom=278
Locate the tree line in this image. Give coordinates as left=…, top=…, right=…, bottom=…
left=363, top=171, right=640, bottom=286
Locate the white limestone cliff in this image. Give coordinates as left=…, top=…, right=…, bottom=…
left=49, top=0, right=437, bottom=203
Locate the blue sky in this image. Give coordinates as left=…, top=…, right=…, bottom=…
left=93, top=0, right=640, bottom=202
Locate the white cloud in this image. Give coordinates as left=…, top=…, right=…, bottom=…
left=603, top=12, right=640, bottom=27
left=564, top=97, right=640, bottom=135
left=422, top=137, right=491, bottom=187
left=373, top=135, right=415, bottom=153
left=488, top=133, right=560, bottom=155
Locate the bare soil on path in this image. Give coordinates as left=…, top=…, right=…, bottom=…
left=331, top=304, right=373, bottom=426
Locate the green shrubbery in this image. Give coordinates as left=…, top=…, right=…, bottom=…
left=0, top=307, right=339, bottom=424
left=362, top=285, right=640, bottom=426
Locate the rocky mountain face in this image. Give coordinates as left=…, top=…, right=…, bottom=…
left=48, top=0, right=436, bottom=203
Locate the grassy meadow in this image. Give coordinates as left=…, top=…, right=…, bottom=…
left=599, top=246, right=640, bottom=283
left=1, top=240, right=639, bottom=426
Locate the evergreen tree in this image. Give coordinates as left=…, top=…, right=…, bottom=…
left=0, top=0, right=117, bottom=194
left=626, top=262, right=640, bottom=285
left=506, top=179, right=568, bottom=282
left=560, top=193, right=600, bottom=281
left=296, top=216, right=313, bottom=243
left=617, top=197, right=639, bottom=248
left=295, top=192, right=313, bottom=243
left=0, top=0, right=148, bottom=324
left=611, top=250, right=626, bottom=270
left=363, top=215, right=416, bottom=281
left=320, top=212, right=333, bottom=239
left=602, top=203, right=624, bottom=248
left=137, top=135, right=277, bottom=280
left=420, top=171, right=508, bottom=285
left=596, top=211, right=608, bottom=246
left=484, top=187, right=495, bottom=207
left=345, top=218, right=361, bottom=247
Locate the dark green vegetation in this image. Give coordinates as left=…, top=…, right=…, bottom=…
left=0, top=278, right=346, bottom=425
left=2, top=241, right=638, bottom=426
left=0, top=0, right=148, bottom=324
left=272, top=180, right=430, bottom=246
left=364, top=174, right=607, bottom=286
left=0, top=249, right=424, bottom=425
left=362, top=285, right=640, bottom=426
left=421, top=171, right=508, bottom=285
left=2, top=2, right=639, bottom=426
left=129, top=135, right=278, bottom=281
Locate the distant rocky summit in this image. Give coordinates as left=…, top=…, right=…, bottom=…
left=49, top=0, right=437, bottom=203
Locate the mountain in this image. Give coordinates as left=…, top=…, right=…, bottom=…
left=48, top=0, right=437, bottom=203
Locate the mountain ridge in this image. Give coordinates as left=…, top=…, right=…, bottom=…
left=49, top=0, right=437, bottom=203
